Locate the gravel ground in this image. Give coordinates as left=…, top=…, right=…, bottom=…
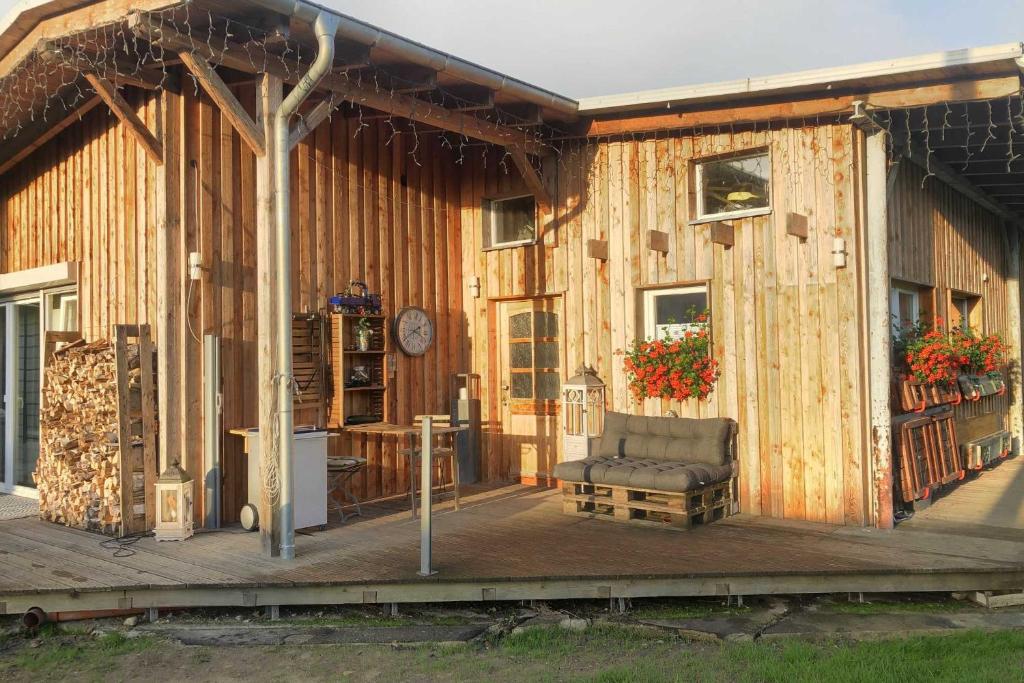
left=0, top=494, right=36, bottom=521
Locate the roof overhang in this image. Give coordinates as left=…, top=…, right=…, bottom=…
left=578, top=43, right=1024, bottom=116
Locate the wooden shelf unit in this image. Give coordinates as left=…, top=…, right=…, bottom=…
left=329, top=313, right=388, bottom=428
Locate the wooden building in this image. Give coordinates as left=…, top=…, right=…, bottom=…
left=0, top=0, right=1022, bottom=544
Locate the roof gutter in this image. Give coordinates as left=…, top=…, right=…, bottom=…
left=578, top=42, right=1024, bottom=115
left=252, top=0, right=578, bottom=117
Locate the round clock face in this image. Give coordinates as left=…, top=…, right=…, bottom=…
left=393, top=306, right=434, bottom=356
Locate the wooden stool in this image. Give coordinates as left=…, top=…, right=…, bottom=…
left=400, top=415, right=460, bottom=518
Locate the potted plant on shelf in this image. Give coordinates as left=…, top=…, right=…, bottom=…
left=895, top=319, right=962, bottom=412
left=952, top=327, right=1007, bottom=401
left=894, top=318, right=1008, bottom=410
left=621, top=310, right=720, bottom=403
left=355, top=317, right=374, bottom=352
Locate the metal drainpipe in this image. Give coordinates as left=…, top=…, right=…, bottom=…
left=268, top=6, right=339, bottom=560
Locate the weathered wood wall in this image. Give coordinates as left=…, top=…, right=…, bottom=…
left=0, top=91, right=161, bottom=342
left=0, top=84, right=468, bottom=522
left=888, top=160, right=1011, bottom=437
left=2, top=106, right=876, bottom=525
left=461, top=125, right=871, bottom=525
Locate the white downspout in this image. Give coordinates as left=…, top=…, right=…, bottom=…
left=271, top=8, right=339, bottom=560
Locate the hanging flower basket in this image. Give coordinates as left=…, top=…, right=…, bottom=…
left=622, top=311, right=720, bottom=403
left=895, top=319, right=1008, bottom=410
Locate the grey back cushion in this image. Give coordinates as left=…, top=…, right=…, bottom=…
left=598, top=411, right=733, bottom=466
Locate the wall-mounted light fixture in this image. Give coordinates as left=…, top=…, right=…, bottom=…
left=467, top=275, right=481, bottom=298
left=832, top=237, right=848, bottom=268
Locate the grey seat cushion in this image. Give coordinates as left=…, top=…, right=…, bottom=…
left=598, top=412, right=733, bottom=466
left=554, top=455, right=733, bottom=493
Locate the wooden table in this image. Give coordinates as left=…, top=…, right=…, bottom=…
left=343, top=422, right=465, bottom=518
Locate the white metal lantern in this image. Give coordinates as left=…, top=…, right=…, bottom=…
left=562, top=365, right=606, bottom=462
left=154, top=460, right=194, bottom=542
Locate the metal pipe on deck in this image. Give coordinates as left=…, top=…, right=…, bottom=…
left=249, top=0, right=339, bottom=560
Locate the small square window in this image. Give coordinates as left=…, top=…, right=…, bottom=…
left=890, top=287, right=920, bottom=334
left=642, top=285, right=709, bottom=341
left=485, top=195, right=536, bottom=248
left=696, top=152, right=771, bottom=220
left=949, top=292, right=981, bottom=332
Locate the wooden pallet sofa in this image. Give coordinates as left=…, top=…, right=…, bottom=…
left=553, top=411, right=738, bottom=529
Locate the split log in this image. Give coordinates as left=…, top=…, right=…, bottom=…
left=36, top=339, right=149, bottom=535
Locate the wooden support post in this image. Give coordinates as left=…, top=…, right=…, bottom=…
left=256, top=73, right=283, bottom=557
left=1005, top=226, right=1023, bottom=454
left=288, top=95, right=341, bottom=150
left=177, top=51, right=266, bottom=157
left=864, top=128, right=893, bottom=529
left=508, top=146, right=553, bottom=214
left=84, top=73, right=163, bottom=164
left=155, top=88, right=183, bottom=473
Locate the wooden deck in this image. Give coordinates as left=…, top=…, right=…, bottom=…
left=2, top=458, right=1024, bottom=615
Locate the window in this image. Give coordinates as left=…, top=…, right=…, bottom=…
left=508, top=309, right=560, bottom=401
left=890, top=287, right=920, bottom=335
left=642, top=285, right=709, bottom=341
left=695, top=151, right=771, bottom=221
left=484, top=194, right=537, bottom=248
left=46, top=292, right=78, bottom=332
left=949, top=292, right=981, bottom=332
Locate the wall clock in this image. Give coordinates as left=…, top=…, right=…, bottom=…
left=393, top=306, right=434, bottom=356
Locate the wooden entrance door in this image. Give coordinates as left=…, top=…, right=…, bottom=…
left=498, top=297, right=563, bottom=484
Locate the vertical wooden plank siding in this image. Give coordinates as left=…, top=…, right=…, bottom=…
left=461, top=126, right=869, bottom=524
left=1, top=99, right=911, bottom=526
left=888, top=161, right=1011, bottom=439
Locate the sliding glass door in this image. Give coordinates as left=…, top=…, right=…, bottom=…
left=0, top=288, right=77, bottom=496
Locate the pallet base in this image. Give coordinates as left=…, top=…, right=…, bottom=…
left=561, top=479, right=735, bottom=530
left=968, top=590, right=1024, bottom=608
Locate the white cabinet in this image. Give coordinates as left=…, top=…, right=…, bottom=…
left=244, top=427, right=328, bottom=530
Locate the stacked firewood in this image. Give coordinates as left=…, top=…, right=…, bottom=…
left=35, top=340, right=139, bottom=534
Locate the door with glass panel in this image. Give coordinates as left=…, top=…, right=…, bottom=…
left=0, top=289, right=78, bottom=495
left=498, top=297, right=563, bottom=483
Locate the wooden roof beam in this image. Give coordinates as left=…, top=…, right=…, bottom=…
left=500, top=103, right=544, bottom=127
left=129, top=13, right=548, bottom=156
left=584, top=75, right=1021, bottom=137
left=446, top=86, right=495, bottom=112
left=84, top=73, right=163, bottom=164
left=508, top=146, right=552, bottom=214
left=39, top=42, right=165, bottom=91
left=355, top=65, right=438, bottom=94
left=289, top=95, right=343, bottom=149
left=178, top=51, right=266, bottom=157
left=905, top=141, right=1020, bottom=224
left=0, top=92, right=102, bottom=176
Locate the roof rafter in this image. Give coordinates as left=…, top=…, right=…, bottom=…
left=84, top=72, right=163, bottom=163
left=128, top=12, right=549, bottom=156
left=178, top=50, right=266, bottom=156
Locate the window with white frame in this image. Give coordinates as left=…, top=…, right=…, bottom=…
left=889, top=286, right=920, bottom=335
left=695, top=151, right=771, bottom=221
left=642, top=285, right=709, bottom=341
left=484, top=194, right=537, bottom=248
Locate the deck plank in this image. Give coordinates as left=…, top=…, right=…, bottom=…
left=2, top=461, right=1024, bottom=601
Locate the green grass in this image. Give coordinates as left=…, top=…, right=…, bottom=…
left=4, top=621, right=1024, bottom=682
left=1, top=629, right=155, bottom=677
